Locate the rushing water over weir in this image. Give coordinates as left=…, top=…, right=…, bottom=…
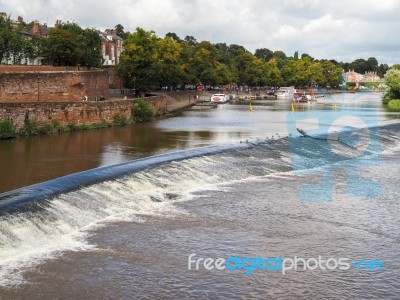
left=0, top=120, right=399, bottom=290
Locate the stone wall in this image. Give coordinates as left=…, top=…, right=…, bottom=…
left=0, top=66, right=109, bottom=103
left=0, top=96, right=168, bottom=130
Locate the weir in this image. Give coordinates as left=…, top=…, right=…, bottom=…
left=0, top=143, right=252, bottom=214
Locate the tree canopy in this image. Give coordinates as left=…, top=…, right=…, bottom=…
left=117, top=28, right=347, bottom=91
left=0, top=14, right=32, bottom=63
left=42, top=22, right=102, bottom=67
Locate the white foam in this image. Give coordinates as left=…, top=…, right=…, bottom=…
left=0, top=154, right=229, bottom=286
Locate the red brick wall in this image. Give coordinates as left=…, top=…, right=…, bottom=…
left=103, top=66, right=124, bottom=89
left=0, top=66, right=109, bottom=103
left=0, top=96, right=167, bottom=130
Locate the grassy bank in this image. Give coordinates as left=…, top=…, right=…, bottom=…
left=387, top=99, right=400, bottom=111
left=0, top=98, right=165, bottom=140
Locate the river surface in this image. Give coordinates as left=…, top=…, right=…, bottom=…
left=0, top=92, right=400, bottom=299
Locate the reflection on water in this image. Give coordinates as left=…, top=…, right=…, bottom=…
left=0, top=92, right=396, bottom=193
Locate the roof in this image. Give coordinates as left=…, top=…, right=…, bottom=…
left=39, top=25, right=49, bottom=36
left=113, top=36, right=124, bottom=41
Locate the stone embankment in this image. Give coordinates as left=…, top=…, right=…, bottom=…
left=0, top=92, right=198, bottom=131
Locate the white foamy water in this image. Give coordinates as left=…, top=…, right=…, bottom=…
left=0, top=153, right=235, bottom=286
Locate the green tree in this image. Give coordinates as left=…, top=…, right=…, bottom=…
left=320, top=60, right=341, bottom=88
left=273, top=50, right=287, bottom=60
left=189, top=42, right=219, bottom=86
left=265, top=58, right=283, bottom=86
left=0, top=14, right=26, bottom=63
left=115, top=24, right=126, bottom=39
left=384, top=66, right=400, bottom=100
left=214, top=43, right=231, bottom=65
left=349, top=58, right=368, bottom=74
left=184, top=35, right=198, bottom=46
left=155, top=36, right=186, bottom=87
left=301, top=53, right=313, bottom=61
left=43, top=23, right=84, bottom=65
left=366, top=57, right=378, bottom=71
left=234, top=52, right=268, bottom=87
left=82, top=28, right=102, bottom=67
left=42, top=22, right=101, bottom=67
left=118, top=27, right=162, bottom=91
left=377, top=63, right=389, bottom=77
left=280, top=57, right=340, bottom=88
left=0, top=14, right=14, bottom=61
left=254, top=48, right=274, bottom=62
left=165, top=32, right=181, bottom=42
left=215, top=62, right=233, bottom=85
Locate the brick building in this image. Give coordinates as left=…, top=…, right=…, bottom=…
left=342, top=70, right=383, bottom=83
left=99, top=29, right=124, bottom=66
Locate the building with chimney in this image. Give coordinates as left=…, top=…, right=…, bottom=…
left=99, top=29, right=124, bottom=66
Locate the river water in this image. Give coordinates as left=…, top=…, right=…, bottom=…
left=0, top=92, right=400, bottom=299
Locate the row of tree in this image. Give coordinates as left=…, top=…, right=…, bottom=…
left=0, top=14, right=391, bottom=91
left=116, top=26, right=390, bottom=91
left=0, top=14, right=102, bottom=67
left=117, top=28, right=347, bottom=91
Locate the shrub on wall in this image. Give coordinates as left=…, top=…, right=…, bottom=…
left=131, top=98, right=154, bottom=122
left=113, top=113, right=128, bottom=126
left=0, top=118, right=17, bottom=139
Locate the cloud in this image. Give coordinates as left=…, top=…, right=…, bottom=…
left=1, top=0, right=399, bottom=64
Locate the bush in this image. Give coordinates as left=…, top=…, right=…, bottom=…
left=388, top=99, right=400, bottom=111
left=51, top=119, right=69, bottom=133
left=77, top=124, right=90, bottom=130
left=20, top=116, right=40, bottom=136
left=37, top=124, right=53, bottom=135
left=113, top=113, right=127, bottom=126
left=0, top=118, right=17, bottom=139
left=346, top=82, right=356, bottom=90
left=131, top=98, right=154, bottom=122
left=383, top=89, right=400, bottom=105
left=67, top=123, right=78, bottom=131
left=89, top=120, right=111, bottom=129
left=155, top=107, right=168, bottom=117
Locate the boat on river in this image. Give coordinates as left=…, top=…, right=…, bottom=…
left=293, top=93, right=317, bottom=103
left=276, top=86, right=295, bottom=98
left=210, top=94, right=229, bottom=103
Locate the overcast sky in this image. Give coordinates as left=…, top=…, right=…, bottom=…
left=2, top=0, right=399, bottom=65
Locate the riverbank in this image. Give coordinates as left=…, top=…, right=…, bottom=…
left=0, top=93, right=196, bottom=140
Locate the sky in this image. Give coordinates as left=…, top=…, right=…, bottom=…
left=1, top=0, right=399, bottom=65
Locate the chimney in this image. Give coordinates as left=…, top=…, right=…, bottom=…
left=18, top=16, right=23, bottom=23
left=32, top=21, right=40, bottom=35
